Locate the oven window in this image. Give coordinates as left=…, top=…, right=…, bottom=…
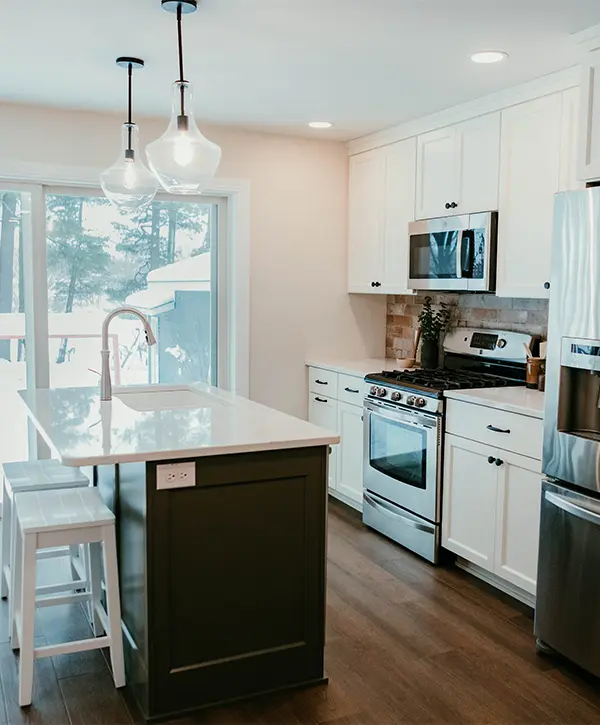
left=409, top=231, right=460, bottom=279
left=369, top=414, right=427, bottom=489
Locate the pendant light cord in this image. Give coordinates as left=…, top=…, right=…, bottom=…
left=177, top=3, right=186, bottom=116
left=127, top=63, right=133, bottom=155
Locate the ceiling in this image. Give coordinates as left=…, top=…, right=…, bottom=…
left=1, top=0, right=599, bottom=141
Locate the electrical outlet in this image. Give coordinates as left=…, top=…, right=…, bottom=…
left=156, top=461, right=196, bottom=490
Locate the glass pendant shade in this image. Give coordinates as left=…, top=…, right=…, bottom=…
left=146, top=81, right=222, bottom=194
left=101, top=123, right=159, bottom=213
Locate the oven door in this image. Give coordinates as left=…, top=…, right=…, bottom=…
left=363, top=400, right=441, bottom=523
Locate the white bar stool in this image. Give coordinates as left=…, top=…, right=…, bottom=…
left=11, top=487, right=125, bottom=707
left=1, top=460, right=90, bottom=600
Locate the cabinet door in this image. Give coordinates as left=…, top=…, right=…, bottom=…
left=348, top=150, right=386, bottom=292
left=416, top=127, right=458, bottom=220
left=494, top=451, right=542, bottom=595
left=336, top=402, right=364, bottom=506
left=442, top=434, right=498, bottom=571
left=455, top=113, right=501, bottom=215
left=308, top=393, right=338, bottom=492
left=496, top=93, right=563, bottom=299
left=578, top=48, right=600, bottom=182
left=560, top=87, right=584, bottom=193
left=381, top=138, right=417, bottom=294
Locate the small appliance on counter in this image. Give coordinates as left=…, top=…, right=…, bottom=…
left=407, top=211, right=498, bottom=292
left=362, top=327, right=534, bottom=563
left=536, top=187, right=600, bottom=676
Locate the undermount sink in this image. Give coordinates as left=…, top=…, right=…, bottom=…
left=113, top=385, right=228, bottom=412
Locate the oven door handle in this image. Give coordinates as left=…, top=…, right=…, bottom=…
left=364, top=402, right=437, bottom=430
left=364, top=492, right=435, bottom=534
left=545, top=491, right=600, bottom=527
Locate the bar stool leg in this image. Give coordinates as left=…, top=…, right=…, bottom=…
left=10, top=517, right=21, bottom=649
left=18, top=531, right=37, bottom=707
left=89, top=543, right=104, bottom=636
left=102, top=526, right=125, bottom=688
left=1, top=489, right=12, bottom=599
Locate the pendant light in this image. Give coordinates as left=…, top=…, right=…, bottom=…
left=146, top=0, right=222, bottom=194
left=100, top=58, right=159, bottom=213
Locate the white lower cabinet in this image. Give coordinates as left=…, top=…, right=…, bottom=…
left=494, top=450, right=542, bottom=595
left=308, top=393, right=338, bottom=491
left=336, top=402, right=364, bottom=505
left=307, top=366, right=364, bottom=510
left=443, top=427, right=542, bottom=597
left=442, top=436, right=498, bottom=571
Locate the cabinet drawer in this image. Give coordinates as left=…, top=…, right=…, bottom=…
left=446, top=399, right=542, bottom=459
left=308, top=367, right=338, bottom=395
left=337, top=373, right=364, bottom=406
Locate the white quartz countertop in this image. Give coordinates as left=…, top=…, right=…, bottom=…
left=19, top=384, right=340, bottom=467
left=444, top=387, right=545, bottom=419
left=306, top=358, right=398, bottom=378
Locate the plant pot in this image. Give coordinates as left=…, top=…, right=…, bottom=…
left=420, top=339, right=439, bottom=369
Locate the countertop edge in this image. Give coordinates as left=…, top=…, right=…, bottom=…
left=306, top=358, right=396, bottom=378
left=444, top=390, right=544, bottom=420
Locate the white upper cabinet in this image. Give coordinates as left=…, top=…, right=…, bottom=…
left=348, top=139, right=416, bottom=295
left=348, top=149, right=386, bottom=293
left=496, top=93, right=564, bottom=299
left=416, top=126, right=457, bottom=220
left=578, top=47, right=600, bottom=181
left=415, top=113, right=500, bottom=220
left=561, top=87, right=584, bottom=193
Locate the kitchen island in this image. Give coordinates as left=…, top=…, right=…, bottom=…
left=19, top=384, right=338, bottom=722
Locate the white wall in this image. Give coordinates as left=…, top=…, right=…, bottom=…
left=0, top=102, right=385, bottom=417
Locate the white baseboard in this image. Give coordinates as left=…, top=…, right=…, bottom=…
left=456, top=557, right=535, bottom=608
left=328, top=488, right=362, bottom=513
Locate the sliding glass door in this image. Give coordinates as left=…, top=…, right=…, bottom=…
left=0, top=182, right=227, bottom=466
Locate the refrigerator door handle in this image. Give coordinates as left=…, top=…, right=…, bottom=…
left=545, top=490, right=600, bottom=526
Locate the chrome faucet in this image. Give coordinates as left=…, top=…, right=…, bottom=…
left=100, top=306, right=157, bottom=401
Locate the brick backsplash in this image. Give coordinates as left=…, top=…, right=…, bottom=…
left=386, top=293, right=549, bottom=359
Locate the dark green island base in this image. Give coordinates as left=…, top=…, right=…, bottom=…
left=94, top=445, right=328, bottom=722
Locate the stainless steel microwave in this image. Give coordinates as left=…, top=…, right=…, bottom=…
left=408, top=211, right=498, bottom=292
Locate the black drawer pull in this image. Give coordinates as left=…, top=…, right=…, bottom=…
left=495, top=459, right=504, bottom=467
left=345, top=387, right=360, bottom=394
left=315, top=397, right=328, bottom=403
left=315, top=379, right=328, bottom=385
left=487, top=425, right=511, bottom=434
left=488, top=456, right=496, bottom=464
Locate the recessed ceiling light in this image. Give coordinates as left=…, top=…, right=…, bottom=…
left=309, top=121, right=334, bottom=129
left=471, top=51, right=508, bottom=64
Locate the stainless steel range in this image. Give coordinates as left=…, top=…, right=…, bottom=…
left=362, top=327, right=535, bottom=563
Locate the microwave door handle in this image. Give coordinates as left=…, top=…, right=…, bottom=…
left=456, top=232, right=463, bottom=279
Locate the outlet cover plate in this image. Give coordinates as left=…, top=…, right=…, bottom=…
left=156, top=461, right=196, bottom=490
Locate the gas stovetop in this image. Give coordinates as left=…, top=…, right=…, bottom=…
left=370, top=367, right=520, bottom=394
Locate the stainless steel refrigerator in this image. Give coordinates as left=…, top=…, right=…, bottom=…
left=536, top=187, right=600, bottom=674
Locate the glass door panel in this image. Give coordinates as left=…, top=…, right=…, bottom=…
left=0, top=189, right=30, bottom=464
left=409, top=230, right=461, bottom=280
left=45, top=191, right=221, bottom=390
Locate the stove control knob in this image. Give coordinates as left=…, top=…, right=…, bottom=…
left=376, top=387, right=387, bottom=398
left=406, top=395, right=416, bottom=406
left=497, top=339, right=507, bottom=349
left=391, top=391, right=402, bottom=402
left=415, top=397, right=427, bottom=408
left=369, top=385, right=378, bottom=396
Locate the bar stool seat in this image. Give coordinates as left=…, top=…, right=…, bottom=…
left=11, top=487, right=125, bottom=707
left=0, top=460, right=90, bottom=600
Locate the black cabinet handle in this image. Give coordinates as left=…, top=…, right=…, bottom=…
left=488, top=456, right=496, bottom=464
left=495, top=459, right=504, bottom=467
left=371, top=281, right=376, bottom=287
left=450, top=202, right=458, bottom=209
left=487, top=425, right=511, bottom=434
left=544, top=282, right=550, bottom=290
left=315, top=379, right=328, bottom=385
left=315, top=397, right=328, bottom=403
left=445, top=202, right=451, bottom=210
left=345, top=387, right=360, bottom=394
left=372, top=281, right=381, bottom=288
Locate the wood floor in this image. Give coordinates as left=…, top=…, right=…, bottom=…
left=0, top=499, right=599, bottom=724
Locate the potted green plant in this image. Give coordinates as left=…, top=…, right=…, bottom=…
left=418, top=296, right=452, bottom=369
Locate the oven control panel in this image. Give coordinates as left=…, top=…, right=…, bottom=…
left=366, top=385, right=443, bottom=414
